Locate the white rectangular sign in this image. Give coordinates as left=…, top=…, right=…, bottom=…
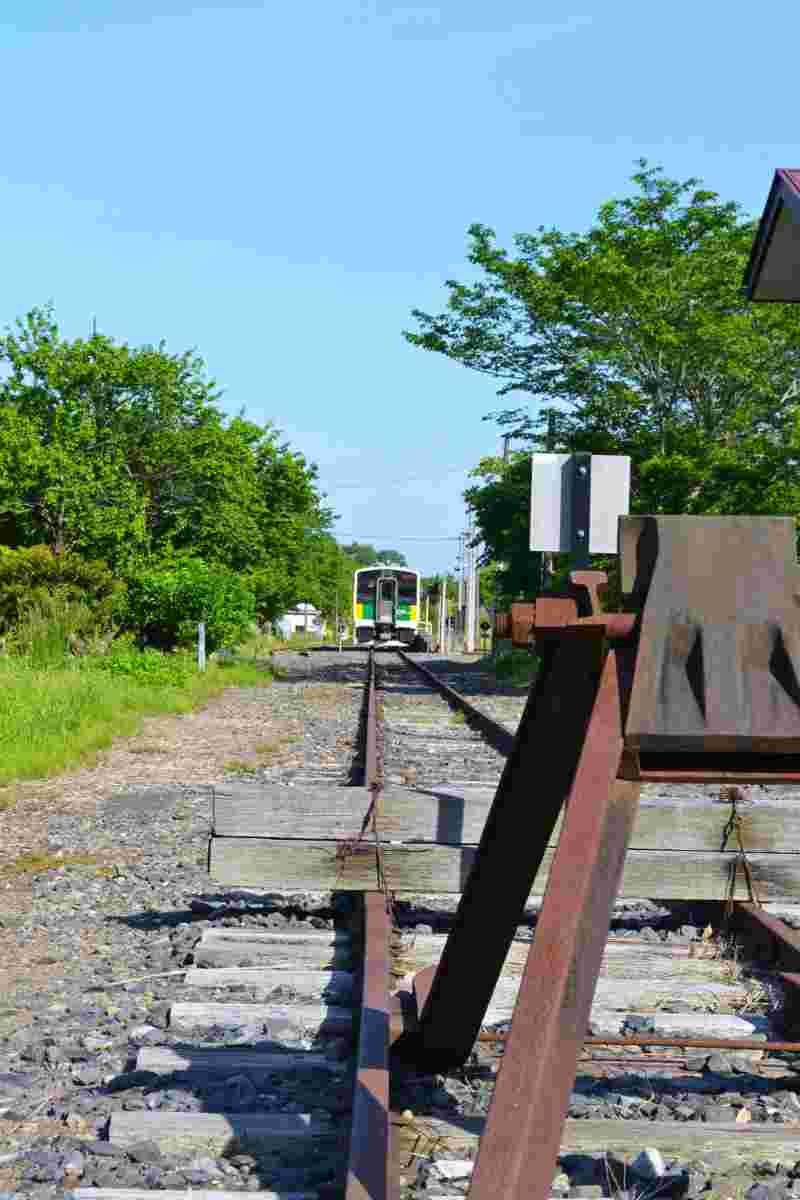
left=588, top=454, right=630, bottom=553
left=530, top=453, right=630, bottom=554
left=530, top=453, right=572, bottom=553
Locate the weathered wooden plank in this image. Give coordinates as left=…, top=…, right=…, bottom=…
left=212, top=783, right=492, bottom=843
left=586, top=1011, right=768, bottom=1038
left=210, top=781, right=800, bottom=851
left=210, top=839, right=800, bottom=900
left=168, top=1001, right=353, bottom=1036
left=396, top=934, right=739, bottom=980
left=195, top=929, right=352, bottom=969
left=136, top=1047, right=341, bottom=1075
left=479, top=977, right=748, bottom=1025
left=199, top=928, right=346, bottom=944
left=183, top=967, right=354, bottom=999
left=108, top=1112, right=336, bottom=1154
left=394, top=1114, right=800, bottom=1166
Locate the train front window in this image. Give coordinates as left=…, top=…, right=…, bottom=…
left=397, top=572, right=417, bottom=603
left=356, top=571, right=379, bottom=603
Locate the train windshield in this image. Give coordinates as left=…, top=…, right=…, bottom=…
left=357, top=569, right=417, bottom=603
left=396, top=571, right=418, bottom=602
left=356, top=570, right=380, bottom=602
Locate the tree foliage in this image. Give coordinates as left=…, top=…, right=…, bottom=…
left=340, top=542, right=408, bottom=568
left=0, top=545, right=123, bottom=635
left=406, top=163, right=800, bottom=530
left=0, top=307, right=330, bottom=580
left=120, top=557, right=256, bottom=653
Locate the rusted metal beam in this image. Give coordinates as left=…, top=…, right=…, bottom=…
left=478, top=1030, right=795, bottom=1052
left=729, top=903, right=800, bottom=970
left=466, top=646, right=639, bottom=1200
left=345, top=892, right=397, bottom=1200
left=726, top=904, right=800, bottom=1036
left=409, top=625, right=608, bottom=1070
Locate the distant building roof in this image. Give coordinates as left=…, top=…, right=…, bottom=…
left=288, top=602, right=320, bottom=614
left=744, top=169, right=800, bottom=301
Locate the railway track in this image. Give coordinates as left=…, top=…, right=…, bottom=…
left=7, top=645, right=800, bottom=1200
left=211, top=650, right=800, bottom=1200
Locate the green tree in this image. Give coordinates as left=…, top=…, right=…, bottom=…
left=405, top=163, right=800, bottom=523
left=0, top=307, right=330, bottom=580
left=291, top=533, right=360, bottom=625
left=463, top=455, right=542, bottom=604
left=120, top=557, right=256, bottom=652
left=341, top=542, right=380, bottom=567
left=375, top=548, right=408, bottom=566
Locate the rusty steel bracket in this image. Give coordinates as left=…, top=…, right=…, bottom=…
left=409, top=623, right=610, bottom=1071
left=401, top=516, right=800, bottom=1200
left=466, top=646, right=639, bottom=1200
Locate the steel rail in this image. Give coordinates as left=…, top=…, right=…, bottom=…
left=365, top=648, right=380, bottom=791
left=477, top=1030, right=800, bottom=1052
left=395, top=650, right=515, bottom=755
left=344, top=649, right=397, bottom=1200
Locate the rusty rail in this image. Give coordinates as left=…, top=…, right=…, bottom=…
left=395, top=650, right=515, bottom=756
left=478, top=1030, right=800, bottom=1052
left=344, top=650, right=397, bottom=1200
left=365, top=648, right=380, bottom=790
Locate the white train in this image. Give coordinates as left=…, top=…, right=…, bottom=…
left=352, top=564, right=431, bottom=649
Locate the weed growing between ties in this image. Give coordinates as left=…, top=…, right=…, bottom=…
left=0, top=638, right=272, bottom=785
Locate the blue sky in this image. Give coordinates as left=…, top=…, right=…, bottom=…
left=1, top=1, right=797, bottom=574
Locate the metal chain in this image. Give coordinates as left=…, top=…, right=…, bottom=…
left=721, top=785, right=763, bottom=916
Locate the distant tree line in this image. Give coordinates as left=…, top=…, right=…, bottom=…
left=0, top=305, right=359, bottom=646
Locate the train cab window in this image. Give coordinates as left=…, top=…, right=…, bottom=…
left=397, top=572, right=417, bottom=602
left=357, top=572, right=379, bottom=603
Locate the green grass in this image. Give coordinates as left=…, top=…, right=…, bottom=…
left=0, top=654, right=272, bottom=786
left=235, top=629, right=349, bottom=658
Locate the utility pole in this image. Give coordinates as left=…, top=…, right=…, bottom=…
left=438, top=574, right=447, bottom=654
left=465, top=513, right=476, bottom=654
left=457, top=534, right=464, bottom=643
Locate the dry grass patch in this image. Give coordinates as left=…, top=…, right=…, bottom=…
left=225, top=759, right=258, bottom=775
left=0, top=847, right=140, bottom=879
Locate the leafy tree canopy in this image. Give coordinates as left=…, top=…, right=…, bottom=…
left=0, top=307, right=330, bottom=583
left=406, top=163, right=800, bottom=532
left=340, top=542, right=378, bottom=566
left=339, top=542, right=408, bottom=568
left=376, top=548, right=408, bottom=566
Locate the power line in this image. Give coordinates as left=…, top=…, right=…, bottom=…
left=322, top=464, right=476, bottom=490
left=334, top=534, right=461, bottom=542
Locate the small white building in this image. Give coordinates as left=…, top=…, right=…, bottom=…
left=277, top=602, right=327, bottom=638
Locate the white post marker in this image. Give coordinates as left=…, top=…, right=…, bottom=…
left=197, top=622, right=206, bottom=672
left=530, top=454, right=631, bottom=556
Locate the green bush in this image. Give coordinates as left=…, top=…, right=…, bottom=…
left=120, top=557, right=256, bottom=654
left=86, top=640, right=196, bottom=686
left=0, top=545, right=123, bottom=635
